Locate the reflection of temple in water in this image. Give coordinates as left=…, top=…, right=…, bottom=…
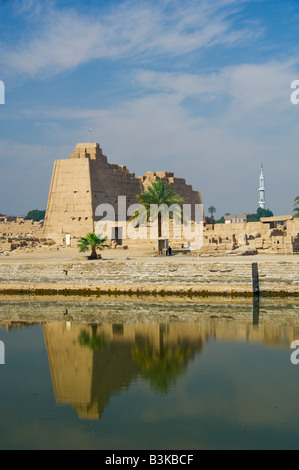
left=43, top=317, right=299, bottom=420
left=43, top=322, right=203, bottom=420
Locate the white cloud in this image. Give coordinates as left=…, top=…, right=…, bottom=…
left=24, top=58, right=296, bottom=144
left=1, top=0, right=298, bottom=216
left=12, top=0, right=43, bottom=18
left=12, top=57, right=297, bottom=216
left=137, top=59, right=297, bottom=110
left=0, top=0, right=261, bottom=78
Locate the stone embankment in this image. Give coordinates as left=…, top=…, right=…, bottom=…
left=0, top=257, right=298, bottom=296
left=0, top=296, right=298, bottom=328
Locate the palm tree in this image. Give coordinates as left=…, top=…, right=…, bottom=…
left=294, top=196, right=299, bottom=218
left=208, top=206, right=216, bottom=218
left=77, top=232, right=109, bottom=259
left=131, top=342, right=192, bottom=393
left=130, top=180, right=184, bottom=239
left=78, top=325, right=108, bottom=351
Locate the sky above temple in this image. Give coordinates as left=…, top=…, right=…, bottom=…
left=0, top=0, right=298, bottom=217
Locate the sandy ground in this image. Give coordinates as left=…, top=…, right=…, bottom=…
left=0, top=245, right=298, bottom=265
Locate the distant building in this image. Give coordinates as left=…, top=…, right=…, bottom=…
left=224, top=214, right=251, bottom=224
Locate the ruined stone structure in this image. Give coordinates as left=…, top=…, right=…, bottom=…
left=43, top=143, right=203, bottom=245
left=0, top=218, right=44, bottom=238
left=203, top=216, right=299, bottom=255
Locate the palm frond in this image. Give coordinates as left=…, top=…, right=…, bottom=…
left=77, top=233, right=109, bottom=254
left=134, top=180, right=184, bottom=223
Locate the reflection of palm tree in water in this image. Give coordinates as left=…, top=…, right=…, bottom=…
left=131, top=325, right=197, bottom=393
left=78, top=324, right=108, bottom=351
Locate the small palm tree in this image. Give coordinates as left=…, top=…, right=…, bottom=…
left=77, top=233, right=109, bottom=259
left=294, top=196, right=299, bottom=218
left=130, top=180, right=184, bottom=239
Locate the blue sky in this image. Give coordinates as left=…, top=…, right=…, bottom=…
left=0, top=0, right=298, bottom=217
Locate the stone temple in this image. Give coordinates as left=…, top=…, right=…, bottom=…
left=1, top=142, right=298, bottom=255
left=44, top=143, right=203, bottom=246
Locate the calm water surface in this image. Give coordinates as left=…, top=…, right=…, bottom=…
left=0, top=297, right=299, bottom=450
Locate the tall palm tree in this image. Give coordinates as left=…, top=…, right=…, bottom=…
left=208, top=206, right=216, bottom=218
left=130, top=180, right=184, bottom=239
left=77, top=232, right=109, bottom=259
left=78, top=325, right=108, bottom=351
left=294, top=196, right=299, bottom=218
left=131, top=342, right=192, bottom=393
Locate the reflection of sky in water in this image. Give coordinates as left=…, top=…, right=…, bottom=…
left=0, top=301, right=299, bottom=450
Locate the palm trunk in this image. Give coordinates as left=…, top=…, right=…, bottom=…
left=158, top=212, right=162, bottom=238
left=91, top=247, right=97, bottom=259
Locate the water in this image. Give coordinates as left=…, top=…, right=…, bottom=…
left=0, top=296, right=299, bottom=450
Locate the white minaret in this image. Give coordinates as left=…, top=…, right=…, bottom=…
left=259, top=164, right=265, bottom=209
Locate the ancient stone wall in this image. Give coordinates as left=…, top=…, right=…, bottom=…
left=202, top=218, right=299, bottom=254
left=43, top=157, right=94, bottom=241
left=140, top=171, right=202, bottom=211
left=89, top=148, right=142, bottom=221
left=0, top=258, right=298, bottom=295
